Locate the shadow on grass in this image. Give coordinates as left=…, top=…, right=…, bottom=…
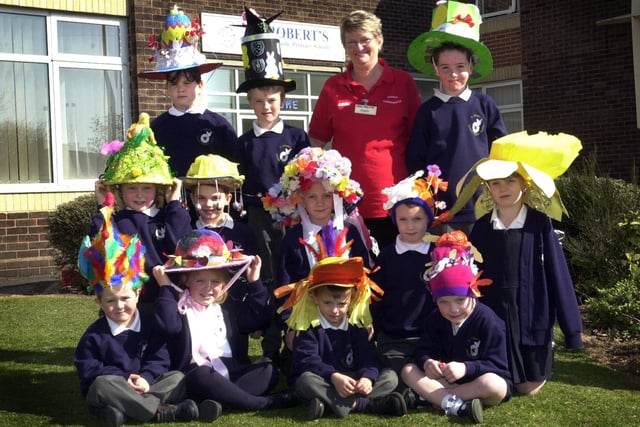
left=551, top=350, right=638, bottom=391
left=0, top=348, right=75, bottom=367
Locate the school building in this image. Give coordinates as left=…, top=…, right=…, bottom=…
left=1, top=0, right=639, bottom=287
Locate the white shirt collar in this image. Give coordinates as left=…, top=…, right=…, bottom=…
left=318, top=310, right=349, bottom=331
left=195, top=216, right=235, bottom=230
left=168, top=105, right=206, bottom=116
left=395, top=235, right=432, bottom=254
left=125, top=205, right=159, bottom=217
left=253, top=118, right=284, bottom=137
left=433, top=87, right=472, bottom=103
left=491, top=205, right=528, bottom=230
left=107, top=309, right=141, bottom=336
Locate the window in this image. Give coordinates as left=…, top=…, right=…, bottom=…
left=475, top=0, right=518, bottom=18
left=204, top=64, right=332, bottom=135
left=0, top=9, right=129, bottom=192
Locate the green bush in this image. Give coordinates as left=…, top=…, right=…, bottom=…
left=47, top=193, right=97, bottom=293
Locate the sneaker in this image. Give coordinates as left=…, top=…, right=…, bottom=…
left=98, top=405, right=126, bottom=427
left=308, top=397, right=325, bottom=420
left=368, top=392, right=407, bottom=416
left=401, top=388, right=417, bottom=410
left=198, top=399, right=222, bottom=422
left=156, top=399, right=199, bottom=422
left=458, top=398, right=483, bottom=424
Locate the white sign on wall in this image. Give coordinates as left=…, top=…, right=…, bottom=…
left=200, top=13, right=346, bottom=63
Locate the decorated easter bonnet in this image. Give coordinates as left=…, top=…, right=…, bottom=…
left=423, top=231, right=491, bottom=301
left=381, top=165, right=448, bottom=227
left=182, top=154, right=244, bottom=191
left=262, top=147, right=363, bottom=227
left=236, top=6, right=296, bottom=93
left=138, top=5, right=222, bottom=79
left=100, top=113, right=174, bottom=186
left=443, top=131, right=582, bottom=222
left=407, top=1, right=493, bottom=83
left=78, top=194, right=148, bottom=293
left=274, top=223, right=383, bottom=331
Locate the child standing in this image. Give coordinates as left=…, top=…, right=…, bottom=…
left=235, top=7, right=310, bottom=285
left=449, top=131, right=585, bottom=396
left=401, top=231, right=512, bottom=424
left=276, top=244, right=407, bottom=420
left=370, top=166, right=447, bottom=389
left=406, top=1, right=507, bottom=234
left=138, top=5, right=237, bottom=176
left=92, top=113, right=192, bottom=307
left=152, top=229, right=297, bottom=412
left=75, top=202, right=218, bottom=426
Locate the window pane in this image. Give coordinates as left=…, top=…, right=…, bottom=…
left=58, top=21, right=120, bottom=57
left=207, top=94, right=236, bottom=110
left=0, top=61, right=52, bottom=183
left=415, top=79, right=440, bottom=100
left=286, top=70, right=306, bottom=94
left=501, top=111, right=522, bottom=133
left=476, top=0, right=516, bottom=15
left=486, top=84, right=520, bottom=106
left=0, top=13, right=47, bottom=55
left=59, top=68, right=123, bottom=180
left=205, top=68, right=234, bottom=92
left=310, top=73, right=330, bottom=95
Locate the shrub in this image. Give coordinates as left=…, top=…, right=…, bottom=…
left=47, top=194, right=97, bottom=293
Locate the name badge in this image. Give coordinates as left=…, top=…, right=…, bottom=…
left=355, top=104, right=377, bottom=116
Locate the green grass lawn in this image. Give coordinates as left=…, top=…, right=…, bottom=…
left=0, top=295, right=638, bottom=427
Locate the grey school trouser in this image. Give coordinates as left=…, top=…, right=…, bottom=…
left=86, top=371, right=186, bottom=421
left=295, top=369, right=398, bottom=418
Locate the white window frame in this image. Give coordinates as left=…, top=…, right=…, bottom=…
left=473, top=79, right=523, bottom=132
left=476, top=0, right=518, bottom=18
left=0, top=8, right=130, bottom=194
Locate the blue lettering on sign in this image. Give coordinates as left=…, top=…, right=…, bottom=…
left=274, top=26, right=330, bottom=43
left=282, top=100, right=299, bottom=110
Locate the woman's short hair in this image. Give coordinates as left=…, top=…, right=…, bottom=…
left=340, top=10, right=383, bottom=46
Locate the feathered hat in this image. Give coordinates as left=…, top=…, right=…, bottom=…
left=442, top=131, right=582, bottom=222
left=138, top=5, right=222, bottom=79
left=100, top=113, right=174, bottom=186
left=274, top=222, right=383, bottom=331
left=262, top=147, right=363, bottom=227
left=236, top=6, right=296, bottom=93
left=78, top=194, right=148, bottom=293
left=407, top=1, right=493, bottom=83
left=423, top=231, right=491, bottom=301
left=381, top=165, right=448, bottom=227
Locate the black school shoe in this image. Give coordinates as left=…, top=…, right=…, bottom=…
left=265, top=389, right=300, bottom=409
left=457, top=398, right=483, bottom=424
left=156, top=399, right=199, bottom=422
left=367, top=392, right=408, bottom=416
left=198, top=399, right=223, bottom=422
left=98, top=405, right=126, bottom=427
left=308, top=397, right=325, bottom=420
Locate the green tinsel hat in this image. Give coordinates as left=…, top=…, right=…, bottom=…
left=100, top=113, right=174, bottom=186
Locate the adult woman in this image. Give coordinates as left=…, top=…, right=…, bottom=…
left=309, top=10, right=421, bottom=250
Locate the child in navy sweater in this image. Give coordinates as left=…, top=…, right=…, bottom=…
left=401, top=231, right=512, bottom=424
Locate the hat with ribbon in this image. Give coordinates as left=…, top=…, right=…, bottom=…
left=274, top=222, right=383, bottom=331
left=236, top=6, right=296, bottom=93
left=138, top=5, right=222, bottom=80
left=407, top=1, right=493, bottom=83
left=442, top=130, right=582, bottom=222
left=262, top=147, right=363, bottom=227
left=423, top=231, right=491, bottom=301
left=100, top=113, right=174, bottom=186
left=182, top=154, right=244, bottom=191
left=381, top=165, right=448, bottom=227
left=78, top=194, right=148, bottom=294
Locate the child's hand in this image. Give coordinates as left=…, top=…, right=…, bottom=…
left=94, top=180, right=109, bottom=205
left=355, top=377, right=373, bottom=396
left=127, top=373, right=150, bottom=393
left=152, top=265, right=171, bottom=286
left=246, top=255, right=262, bottom=283
left=249, top=330, right=263, bottom=339
left=423, top=358, right=444, bottom=379
left=367, top=325, right=375, bottom=341
left=330, top=372, right=357, bottom=398
left=440, top=361, right=466, bottom=384
left=165, top=178, right=182, bottom=202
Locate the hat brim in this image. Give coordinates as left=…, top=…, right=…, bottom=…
left=138, top=62, right=223, bottom=80
left=182, top=176, right=243, bottom=191
left=236, top=78, right=297, bottom=94
left=407, top=31, right=493, bottom=83
left=163, top=253, right=252, bottom=273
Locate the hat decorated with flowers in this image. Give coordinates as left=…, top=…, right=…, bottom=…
left=262, top=147, right=363, bottom=226
left=274, top=222, right=383, bottom=331
left=423, top=231, right=491, bottom=301
left=443, top=130, right=582, bottom=222
left=138, top=5, right=222, bottom=80
left=78, top=194, right=148, bottom=293
left=182, top=154, right=244, bottom=191
left=382, top=165, right=448, bottom=227
left=100, top=113, right=174, bottom=186
left=236, top=6, right=296, bottom=93
left=407, top=1, right=493, bottom=83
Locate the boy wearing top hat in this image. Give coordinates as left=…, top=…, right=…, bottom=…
left=401, top=231, right=512, bottom=424
left=405, top=0, right=507, bottom=235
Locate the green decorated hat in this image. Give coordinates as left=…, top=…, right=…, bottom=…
left=100, top=113, right=174, bottom=186
left=407, top=1, right=493, bottom=83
